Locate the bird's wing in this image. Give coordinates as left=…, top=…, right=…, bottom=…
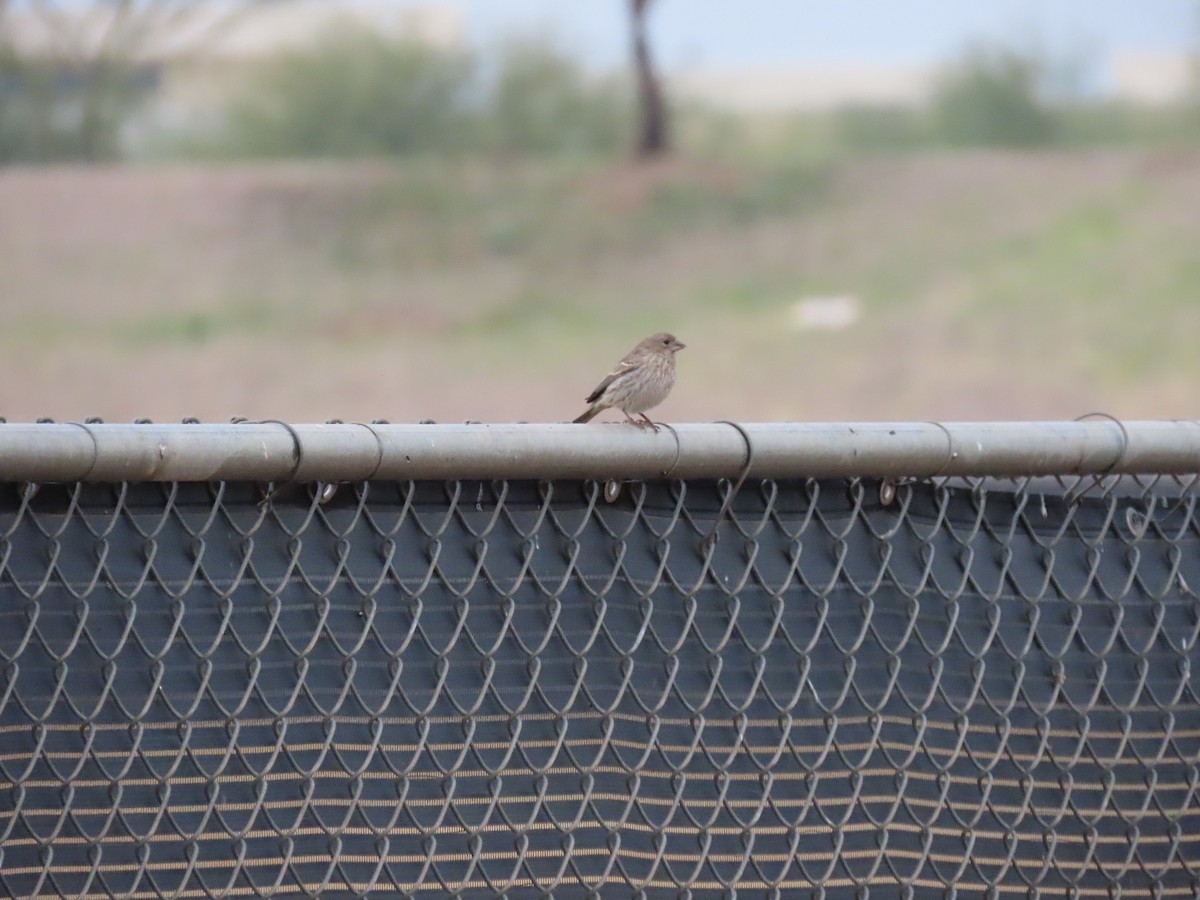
left=585, top=358, right=638, bottom=404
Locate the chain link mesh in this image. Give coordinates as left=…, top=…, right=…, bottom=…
left=0, top=474, right=1198, bottom=896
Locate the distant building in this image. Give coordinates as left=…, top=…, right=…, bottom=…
left=1109, top=52, right=1196, bottom=104
left=668, top=51, right=1197, bottom=113
left=193, top=1, right=465, bottom=61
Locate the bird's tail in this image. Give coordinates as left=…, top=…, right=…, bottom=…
left=573, top=406, right=599, bottom=424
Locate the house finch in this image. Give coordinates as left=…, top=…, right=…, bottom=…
left=573, top=332, right=686, bottom=427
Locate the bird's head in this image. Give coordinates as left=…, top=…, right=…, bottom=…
left=645, top=332, right=686, bottom=354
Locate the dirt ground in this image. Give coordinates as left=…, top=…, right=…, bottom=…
left=1, top=151, right=1197, bottom=425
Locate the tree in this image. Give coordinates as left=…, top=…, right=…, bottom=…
left=0, top=0, right=276, bottom=162
left=629, top=0, right=668, bottom=157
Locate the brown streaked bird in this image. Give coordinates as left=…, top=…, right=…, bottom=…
left=573, top=332, right=686, bottom=427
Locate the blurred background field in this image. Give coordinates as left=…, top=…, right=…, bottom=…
left=1, top=0, right=1198, bottom=423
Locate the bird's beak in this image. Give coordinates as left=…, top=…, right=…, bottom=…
left=674, top=341, right=686, bottom=351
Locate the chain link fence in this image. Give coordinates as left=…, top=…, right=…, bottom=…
left=1, top=422, right=1199, bottom=896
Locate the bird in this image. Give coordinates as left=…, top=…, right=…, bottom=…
left=573, top=332, right=686, bottom=428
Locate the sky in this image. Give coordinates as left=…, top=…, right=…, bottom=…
left=411, top=0, right=1197, bottom=68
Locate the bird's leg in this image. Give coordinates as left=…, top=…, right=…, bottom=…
left=621, top=410, right=656, bottom=431
left=638, top=413, right=660, bottom=432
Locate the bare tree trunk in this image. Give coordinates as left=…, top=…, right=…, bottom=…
left=630, top=0, right=668, bottom=158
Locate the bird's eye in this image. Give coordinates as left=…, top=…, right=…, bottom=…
left=662, top=338, right=670, bottom=345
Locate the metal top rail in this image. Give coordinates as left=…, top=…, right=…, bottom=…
left=0, top=420, right=1197, bottom=482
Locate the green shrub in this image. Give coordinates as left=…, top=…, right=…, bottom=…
left=834, top=104, right=931, bottom=153
left=213, top=29, right=636, bottom=159
left=220, top=25, right=476, bottom=158
left=932, top=43, right=1059, bottom=147
left=1056, top=101, right=1200, bottom=147
left=485, top=40, right=631, bottom=155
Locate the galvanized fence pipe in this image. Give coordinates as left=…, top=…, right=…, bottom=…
left=0, top=420, right=1198, bottom=482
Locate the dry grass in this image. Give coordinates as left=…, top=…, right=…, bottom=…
left=2, top=150, right=1198, bottom=424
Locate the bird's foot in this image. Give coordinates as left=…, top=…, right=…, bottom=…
left=636, top=414, right=660, bottom=432
left=621, top=412, right=660, bottom=431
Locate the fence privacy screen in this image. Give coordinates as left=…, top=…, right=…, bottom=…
left=0, top=421, right=1198, bottom=897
